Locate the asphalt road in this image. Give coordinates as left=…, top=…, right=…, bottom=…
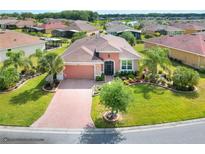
left=1, top=121, right=205, bottom=144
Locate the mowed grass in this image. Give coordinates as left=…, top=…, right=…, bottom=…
left=92, top=75, right=205, bottom=128
left=0, top=45, right=68, bottom=126
left=0, top=74, right=53, bottom=126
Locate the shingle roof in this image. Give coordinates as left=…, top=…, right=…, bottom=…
left=144, top=34, right=205, bottom=56
left=0, top=30, right=45, bottom=51
left=38, top=22, right=67, bottom=30
left=62, top=34, right=141, bottom=63
left=16, top=20, right=35, bottom=28
left=143, top=24, right=184, bottom=32
left=60, top=20, right=98, bottom=32
left=170, top=22, right=205, bottom=31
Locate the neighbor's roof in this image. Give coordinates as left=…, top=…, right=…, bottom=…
left=169, top=22, right=205, bottom=31
left=106, top=22, right=141, bottom=33
left=59, top=20, right=98, bottom=32
left=142, top=24, right=184, bottom=32
left=144, top=34, right=205, bottom=56
left=0, top=19, right=18, bottom=25
left=0, top=30, right=45, bottom=51
left=62, top=34, right=141, bottom=63
left=16, top=20, right=35, bottom=28
left=38, top=22, right=67, bottom=30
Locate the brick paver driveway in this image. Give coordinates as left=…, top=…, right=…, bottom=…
left=31, top=79, right=95, bottom=129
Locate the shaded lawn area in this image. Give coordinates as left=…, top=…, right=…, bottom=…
left=0, top=74, right=53, bottom=126
left=92, top=74, right=205, bottom=128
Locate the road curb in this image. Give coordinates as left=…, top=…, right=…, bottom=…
left=1, top=118, right=205, bottom=134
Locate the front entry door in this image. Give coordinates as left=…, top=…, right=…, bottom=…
left=104, top=61, right=114, bottom=75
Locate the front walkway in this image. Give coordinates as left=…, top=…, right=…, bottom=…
left=31, top=79, right=95, bottom=129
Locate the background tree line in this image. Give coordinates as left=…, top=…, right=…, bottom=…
left=0, top=10, right=99, bottom=22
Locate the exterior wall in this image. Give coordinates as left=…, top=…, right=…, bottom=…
left=144, top=42, right=205, bottom=68
left=99, top=53, right=120, bottom=73
left=119, top=59, right=138, bottom=72
left=0, top=43, right=45, bottom=62
left=63, top=65, right=94, bottom=79
left=95, top=64, right=103, bottom=77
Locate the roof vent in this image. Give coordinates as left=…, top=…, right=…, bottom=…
left=14, top=38, right=17, bottom=41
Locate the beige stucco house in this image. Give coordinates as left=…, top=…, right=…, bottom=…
left=61, top=34, right=141, bottom=80
left=144, top=34, right=205, bottom=69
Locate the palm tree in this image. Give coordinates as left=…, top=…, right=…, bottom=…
left=4, top=50, right=25, bottom=69
left=39, top=52, right=64, bottom=87
left=4, top=50, right=33, bottom=73
left=140, top=47, right=171, bottom=79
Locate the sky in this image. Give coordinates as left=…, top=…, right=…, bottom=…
left=1, top=10, right=205, bottom=14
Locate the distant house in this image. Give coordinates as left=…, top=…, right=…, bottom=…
left=0, top=19, right=18, bottom=29
left=142, top=24, right=184, bottom=36
left=105, top=21, right=141, bottom=39
left=169, top=22, right=205, bottom=34
left=144, top=34, right=205, bottom=69
left=16, top=20, right=35, bottom=29
left=52, top=20, right=99, bottom=38
left=126, top=21, right=139, bottom=27
left=61, top=34, right=141, bottom=80
left=28, top=22, right=67, bottom=34
left=0, top=30, right=45, bottom=62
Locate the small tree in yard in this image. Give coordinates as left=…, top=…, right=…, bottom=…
left=0, top=67, right=20, bottom=90
left=100, top=79, right=134, bottom=121
left=38, top=52, right=64, bottom=87
left=119, top=31, right=136, bottom=46
left=172, top=66, right=199, bottom=91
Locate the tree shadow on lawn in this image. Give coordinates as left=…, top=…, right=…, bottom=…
left=9, top=79, right=49, bottom=105
left=79, top=121, right=125, bottom=144
left=172, top=91, right=199, bottom=99
left=132, top=84, right=165, bottom=100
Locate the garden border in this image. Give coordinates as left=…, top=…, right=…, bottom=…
left=0, top=73, right=42, bottom=94
left=129, top=81, right=198, bottom=93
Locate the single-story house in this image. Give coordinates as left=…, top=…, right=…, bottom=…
left=52, top=20, right=99, bottom=38
left=28, top=22, right=67, bottom=34
left=61, top=34, right=141, bottom=80
left=15, top=20, right=35, bottom=29
left=0, top=30, right=45, bottom=62
left=144, top=34, right=205, bottom=69
left=106, top=22, right=141, bottom=39
left=169, top=22, right=205, bottom=34
left=0, top=19, right=18, bottom=29
left=142, top=24, right=184, bottom=36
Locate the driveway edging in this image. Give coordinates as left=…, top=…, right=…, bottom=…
left=1, top=117, right=205, bottom=134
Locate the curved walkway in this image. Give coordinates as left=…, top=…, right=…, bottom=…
left=31, top=79, right=95, bottom=129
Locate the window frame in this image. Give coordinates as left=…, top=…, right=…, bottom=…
left=121, top=60, right=133, bottom=71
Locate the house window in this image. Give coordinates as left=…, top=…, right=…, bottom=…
left=121, top=60, right=133, bottom=71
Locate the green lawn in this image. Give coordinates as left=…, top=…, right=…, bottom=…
left=92, top=74, right=205, bottom=128
left=0, top=74, right=53, bottom=126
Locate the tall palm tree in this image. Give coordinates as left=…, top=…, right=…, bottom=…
left=39, top=52, right=64, bottom=87
left=140, top=47, right=171, bottom=78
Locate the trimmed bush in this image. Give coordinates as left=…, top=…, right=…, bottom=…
left=96, top=73, right=105, bottom=81
left=0, top=67, right=20, bottom=90
left=172, top=66, right=199, bottom=91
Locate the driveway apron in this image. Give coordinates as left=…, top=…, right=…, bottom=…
left=31, top=79, right=95, bottom=129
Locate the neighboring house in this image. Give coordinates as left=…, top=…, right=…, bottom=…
left=52, top=20, right=99, bottom=38
left=16, top=20, right=35, bottom=29
left=28, top=22, right=67, bottom=34
left=61, top=34, right=141, bottom=80
left=144, top=34, right=205, bottom=69
left=142, top=24, right=184, bottom=36
left=0, top=30, right=45, bottom=62
left=126, top=21, right=139, bottom=27
left=169, top=22, right=205, bottom=34
left=0, top=19, right=18, bottom=29
left=106, top=21, right=141, bottom=39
